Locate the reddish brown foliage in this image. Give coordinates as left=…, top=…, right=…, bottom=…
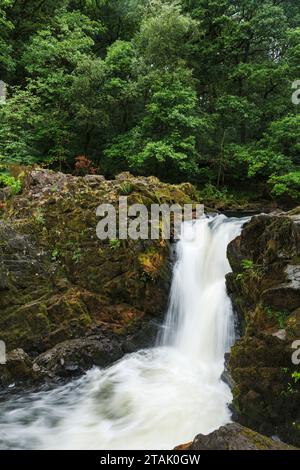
left=74, top=156, right=97, bottom=176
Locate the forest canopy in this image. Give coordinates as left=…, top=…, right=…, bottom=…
left=0, top=0, right=299, bottom=201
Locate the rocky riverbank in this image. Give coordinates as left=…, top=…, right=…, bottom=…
left=0, top=169, right=198, bottom=387
left=226, top=208, right=300, bottom=447
left=1, top=169, right=299, bottom=450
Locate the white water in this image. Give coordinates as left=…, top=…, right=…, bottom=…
left=0, top=215, right=247, bottom=450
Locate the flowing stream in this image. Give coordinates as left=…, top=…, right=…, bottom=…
left=0, top=215, right=248, bottom=450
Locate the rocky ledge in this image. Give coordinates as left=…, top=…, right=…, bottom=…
left=176, top=423, right=297, bottom=450
left=0, top=169, right=198, bottom=387
left=226, top=208, right=300, bottom=447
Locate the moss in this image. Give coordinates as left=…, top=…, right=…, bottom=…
left=227, top=213, right=300, bottom=447
left=265, top=238, right=277, bottom=258
left=154, top=187, right=192, bottom=205
left=138, top=247, right=165, bottom=282
left=2, top=170, right=192, bottom=355
left=286, top=309, right=300, bottom=340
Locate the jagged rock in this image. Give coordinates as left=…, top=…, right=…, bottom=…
left=177, top=423, right=297, bottom=450
left=226, top=212, right=300, bottom=447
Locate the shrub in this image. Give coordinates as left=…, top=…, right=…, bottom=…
left=199, top=184, right=234, bottom=203
left=268, top=172, right=300, bottom=201
left=109, top=239, right=121, bottom=250
left=74, top=155, right=97, bottom=176
left=119, top=182, right=133, bottom=195
left=0, top=172, right=22, bottom=194
left=241, top=259, right=254, bottom=270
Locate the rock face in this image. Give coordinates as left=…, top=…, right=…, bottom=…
left=0, top=169, right=197, bottom=386
left=177, top=423, right=296, bottom=450
left=226, top=210, right=300, bottom=447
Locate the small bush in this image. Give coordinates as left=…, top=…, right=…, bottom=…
left=74, top=155, right=97, bottom=176
left=0, top=172, right=22, bottom=194
left=199, top=184, right=235, bottom=204
left=109, top=239, right=121, bottom=250
left=237, top=259, right=262, bottom=282
left=119, top=182, right=133, bottom=195
left=268, top=172, right=300, bottom=201
left=265, top=306, right=287, bottom=329
left=241, top=259, right=254, bottom=270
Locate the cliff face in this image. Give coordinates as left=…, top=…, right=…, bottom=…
left=226, top=210, right=300, bottom=446
left=0, top=169, right=197, bottom=386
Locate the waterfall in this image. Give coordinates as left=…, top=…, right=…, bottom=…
left=0, top=215, right=248, bottom=450
left=162, top=216, right=238, bottom=359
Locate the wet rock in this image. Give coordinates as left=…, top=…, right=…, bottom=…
left=34, top=334, right=124, bottom=378
left=227, top=212, right=300, bottom=447
left=177, top=423, right=297, bottom=450
left=0, top=349, right=34, bottom=386
left=221, top=353, right=235, bottom=389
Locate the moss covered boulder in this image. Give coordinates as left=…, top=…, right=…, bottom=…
left=176, top=423, right=297, bottom=450
left=226, top=211, right=300, bottom=446
left=0, top=169, right=197, bottom=385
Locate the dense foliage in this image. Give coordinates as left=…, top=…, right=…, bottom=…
left=0, top=0, right=299, bottom=200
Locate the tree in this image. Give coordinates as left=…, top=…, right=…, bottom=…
left=181, top=0, right=298, bottom=187
left=0, top=88, right=42, bottom=164
left=0, top=0, right=299, bottom=202
left=105, top=67, right=200, bottom=181
left=0, top=0, right=14, bottom=79
left=0, top=10, right=103, bottom=166
left=136, top=0, right=198, bottom=68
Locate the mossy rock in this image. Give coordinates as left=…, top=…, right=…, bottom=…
left=227, top=211, right=300, bottom=446
left=0, top=169, right=197, bottom=362
left=182, top=423, right=297, bottom=450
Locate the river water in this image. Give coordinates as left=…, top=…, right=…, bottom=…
left=0, top=215, right=248, bottom=450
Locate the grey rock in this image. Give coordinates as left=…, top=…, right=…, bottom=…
left=34, top=334, right=124, bottom=378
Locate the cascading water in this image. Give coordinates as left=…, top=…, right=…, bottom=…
left=0, top=215, right=248, bottom=450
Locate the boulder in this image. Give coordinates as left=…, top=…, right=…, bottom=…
left=176, top=423, right=297, bottom=450
left=33, top=334, right=123, bottom=378
left=0, top=349, right=36, bottom=387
